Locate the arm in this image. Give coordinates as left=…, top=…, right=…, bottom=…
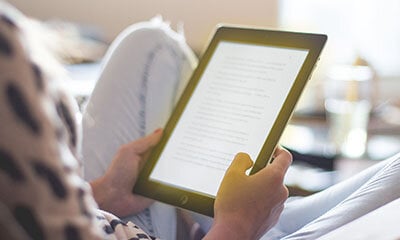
left=90, top=129, right=291, bottom=238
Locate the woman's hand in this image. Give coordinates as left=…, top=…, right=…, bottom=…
left=206, top=146, right=292, bottom=240
left=90, top=129, right=163, bottom=217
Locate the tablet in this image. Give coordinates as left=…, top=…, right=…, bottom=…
left=134, top=25, right=327, bottom=216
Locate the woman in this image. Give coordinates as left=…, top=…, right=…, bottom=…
left=1, top=3, right=399, bottom=239
left=0, top=3, right=289, bottom=239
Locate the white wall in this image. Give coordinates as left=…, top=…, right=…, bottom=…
left=9, top=0, right=278, bottom=53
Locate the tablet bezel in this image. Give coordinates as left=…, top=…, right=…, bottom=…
left=134, top=25, right=327, bottom=217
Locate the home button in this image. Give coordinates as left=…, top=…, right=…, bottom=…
left=179, top=195, right=189, bottom=205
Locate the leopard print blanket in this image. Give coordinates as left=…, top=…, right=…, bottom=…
left=0, top=4, right=158, bottom=240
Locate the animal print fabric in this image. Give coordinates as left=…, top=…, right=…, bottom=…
left=0, top=6, right=158, bottom=240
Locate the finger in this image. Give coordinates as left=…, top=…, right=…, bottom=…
left=127, top=128, right=163, bottom=154
left=269, top=147, right=292, bottom=174
left=272, top=145, right=283, bottom=158
left=227, top=152, right=254, bottom=174
left=255, top=147, right=292, bottom=181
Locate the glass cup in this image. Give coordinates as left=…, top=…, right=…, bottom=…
left=324, top=65, right=373, bottom=158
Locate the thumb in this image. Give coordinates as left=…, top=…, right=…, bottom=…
left=227, top=152, right=254, bottom=174
left=127, top=128, right=163, bottom=154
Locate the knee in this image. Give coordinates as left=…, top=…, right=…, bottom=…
left=101, top=17, right=197, bottom=77
left=107, top=17, right=188, bottom=59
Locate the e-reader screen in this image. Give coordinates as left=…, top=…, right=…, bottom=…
left=149, top=41, right=308, bottom=197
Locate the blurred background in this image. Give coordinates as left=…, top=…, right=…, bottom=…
left=8, top=0, right=400, bottom=194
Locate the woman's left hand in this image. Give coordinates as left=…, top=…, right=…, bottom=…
left=90, top=129, right=163, bottom=217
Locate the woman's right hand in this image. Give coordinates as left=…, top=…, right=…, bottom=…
left=205, top=147, right=292, bottom=240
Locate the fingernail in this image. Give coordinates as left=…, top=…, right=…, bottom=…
left=153, top=128, right=162, bottom=134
